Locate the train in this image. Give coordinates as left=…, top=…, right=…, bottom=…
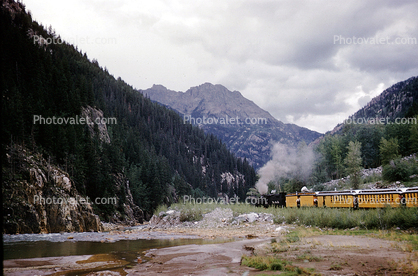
left=257, top=187, right=418, bottom=209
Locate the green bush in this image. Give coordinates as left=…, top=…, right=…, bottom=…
left=241, top=255, right=289, bottom=271
left=241, top=256, right=269, bottom=270
left=269, top=260, right=284, bottom=271
left=382, top=158, right=412, bottom=182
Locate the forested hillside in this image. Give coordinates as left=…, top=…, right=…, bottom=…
left=1, top=0, right=256, bottom=228
left=260, top=77, right=418, bottom=194
left=311, top=77, right=418, bottom=189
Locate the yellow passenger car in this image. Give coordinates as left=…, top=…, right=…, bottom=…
left=316, top=191, right=357, bottom=208
left=286, top=192, right=317, bottom=208
left=283, top=186, right=418, bottom=209
left=403, top=187, right=418, bottom=207
left=357, top=189, right=402, bottom=208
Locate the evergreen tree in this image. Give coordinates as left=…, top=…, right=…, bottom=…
left=379, top=138, right=400, bottom=165
left=409, top=116, right=418, bottom=154
left=344, top=141, right=362, bottom=189
left=330, top=136, right=344, bottom=179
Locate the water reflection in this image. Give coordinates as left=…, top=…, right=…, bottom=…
left=4, top=238, right=208, bottom=260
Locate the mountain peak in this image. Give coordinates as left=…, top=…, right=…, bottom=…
left=151, top=84, right=168, bottom=90
left=142, top=83, right=321, bottom=169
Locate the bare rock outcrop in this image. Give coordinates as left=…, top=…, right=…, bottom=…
left=81, top=105, right=111, bottom=144
left=3, top=145, right=102, bottom=234
left=107, top=173, right=144, bottom=225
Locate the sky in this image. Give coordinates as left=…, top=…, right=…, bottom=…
left=22, top=0, right=418, bottom=133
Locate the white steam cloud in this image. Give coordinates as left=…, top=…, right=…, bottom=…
left=255, top=142, right=315, bottom=194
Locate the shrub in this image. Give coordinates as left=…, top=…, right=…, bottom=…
left=382, top=158, right=412, bottom=182
left=241, top=256, right=290, bottom=271
left=241, top=256, right=269, bottom=270
left=269, top=260, right=284, bottom=270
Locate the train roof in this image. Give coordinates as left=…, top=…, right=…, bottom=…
left=316, top=190, right=356, bottom=196
left=285, top=192, right=316, bottom=197
left=278, top=187, right=418, bottom=197
left=403, top=187, right=418, bottom=193
left=356, top=188, right=402, bottom=195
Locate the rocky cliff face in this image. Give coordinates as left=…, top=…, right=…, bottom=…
left=2, top=144, right=143, bottom=234
left=3, top=145, right=102, bottom=234
left=82, top=105, right=111, bottom=143
left=143, top=83, right=322, bottom=169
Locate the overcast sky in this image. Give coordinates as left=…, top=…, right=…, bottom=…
left=23, top=0, right=418, bottom=133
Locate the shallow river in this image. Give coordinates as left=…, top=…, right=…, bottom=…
left=3, top=226, right=230, bottom=275
left=3, top=227, right=228, bottom=275
left=3, top=237, right=209, bottom=260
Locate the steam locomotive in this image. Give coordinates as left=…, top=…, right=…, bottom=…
left=257, top=187, right=418, bottom=209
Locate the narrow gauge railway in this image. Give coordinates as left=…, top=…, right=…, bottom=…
left=257, top=187, right=418, bottom=209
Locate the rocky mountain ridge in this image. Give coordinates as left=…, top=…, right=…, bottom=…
left=145, top=83, right=278, bottom=122
left=331, top=76, right=418, bottom=134
left=143, top=83, right=322, bottom=169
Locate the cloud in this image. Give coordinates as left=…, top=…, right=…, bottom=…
left=23, top=0, right=418, bottom=133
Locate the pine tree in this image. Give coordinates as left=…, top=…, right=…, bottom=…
left=409, top=116, right=418, bottom=154
left=344, top=141, right=362, bottom=189
left=379, top=138, right=400, bottom=165
left=330, top=136, right=344, bottom=179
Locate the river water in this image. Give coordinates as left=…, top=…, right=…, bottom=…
left=3, top=237, right=209, bottom=260
left=3, top=226, right=230, bottom=275
left=3, top=226, right=219, bottom=259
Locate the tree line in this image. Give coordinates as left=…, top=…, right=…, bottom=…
left=312, top=112, right=418, bottom=190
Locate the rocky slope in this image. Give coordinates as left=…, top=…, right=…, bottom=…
left=3, top=145, right=100, bottom=234
left=2, top=144, right=143, bottom=234
left=143, top=83, right=321, bottom=169
left=331, top=76, right=418, bottom=134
